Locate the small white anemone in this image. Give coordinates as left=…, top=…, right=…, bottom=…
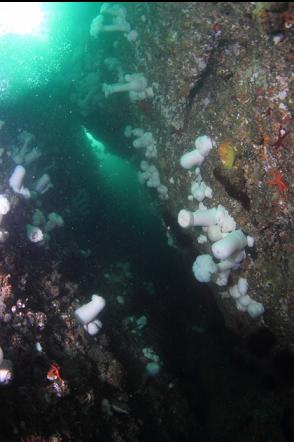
left=247, top=301, right=265, bottom=319
left=100, top=3, right=127, bottom=19
left=192, top=254, right=217, bottom=283
left=212, top=230, right=248, bottom=261
left=32, top=209, right=46, bottom=227
left=26, top=224, right=44, bottom=243
left=45, top=213, right=64, bottom=232
left=215, top=205, right=236, bottom=233
left=103, top=74, right=147, bottom=98
left=0, top=228, right=9, bottom=243
left=35, top=174, right=53, bottom=194
left=75, top=294, right=106, bottom=325
left=83, top=319, right=103, bottom=336
left=9, top=166, right=30, bottom=199
left=0, top=195, right=10, bottom=215
left=0, top=360, right=13, bottom=385
left=9, top=165, right=26, bottom=193
left=195, top=135, right=213, bottom=157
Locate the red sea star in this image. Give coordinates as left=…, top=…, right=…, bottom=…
left=267, top=171, right=288, bottom=194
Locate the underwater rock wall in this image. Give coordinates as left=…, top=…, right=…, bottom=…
left=86, top=2, right=293, bottom=353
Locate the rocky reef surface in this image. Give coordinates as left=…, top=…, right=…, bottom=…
left=97, top=2, right=293, bottom=352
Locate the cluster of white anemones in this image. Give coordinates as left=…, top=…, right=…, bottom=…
left=178, top=135, right=264, bottom=319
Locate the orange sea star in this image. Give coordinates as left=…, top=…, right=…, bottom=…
left=47, top=363, right=63, bottom=382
